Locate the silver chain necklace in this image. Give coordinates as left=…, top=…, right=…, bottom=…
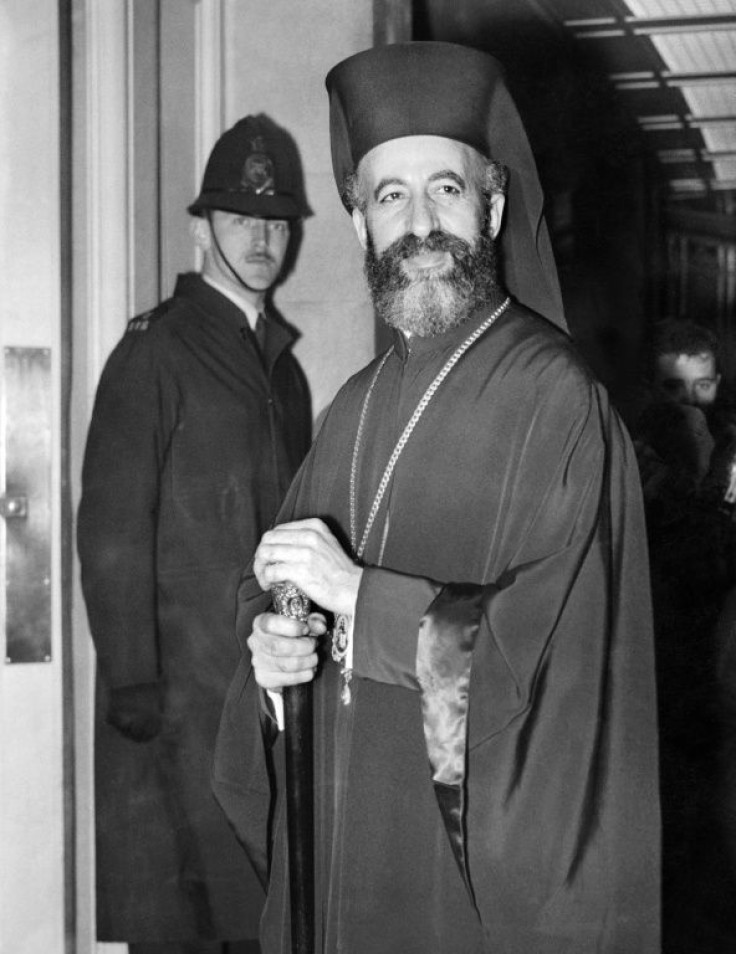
left=349, top=297, right=510, bottom=563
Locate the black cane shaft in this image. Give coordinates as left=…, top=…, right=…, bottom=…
left=283, top=681, right=315, bottom=954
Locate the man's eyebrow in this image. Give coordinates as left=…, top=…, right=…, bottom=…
left=373, top=177, right=405, bottom=201
left=429, top=169, right=467, bottom=189
left=372, top=169, right=468, bottom=201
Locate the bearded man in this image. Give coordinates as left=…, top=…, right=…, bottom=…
left=213, top=43, right=660, bottom=953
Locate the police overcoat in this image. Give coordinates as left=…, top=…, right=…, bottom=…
left=78, top=272, right=311, bottom=942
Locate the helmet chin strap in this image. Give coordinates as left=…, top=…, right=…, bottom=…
left=206, top=210, right=266, bottom=295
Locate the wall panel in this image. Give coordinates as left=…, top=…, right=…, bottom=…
left=224, top=0, right=376, bottom=421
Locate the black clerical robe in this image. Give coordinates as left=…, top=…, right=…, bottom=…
left=213, top=295, right=660, bottom=953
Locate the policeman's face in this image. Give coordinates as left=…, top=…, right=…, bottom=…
left=655, top=351, right=721, bottom=408
left=350, top=136, right=505, bottom=336
left=207, top=211, right=290, bottom=293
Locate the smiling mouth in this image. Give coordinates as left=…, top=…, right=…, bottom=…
left=401, top=250, right=453, bottom=277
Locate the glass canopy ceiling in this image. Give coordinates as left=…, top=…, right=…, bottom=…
left=557, top=0, right=736, bottom=203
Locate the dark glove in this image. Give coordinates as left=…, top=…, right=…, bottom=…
left=106, top=681, right=163, bottom=742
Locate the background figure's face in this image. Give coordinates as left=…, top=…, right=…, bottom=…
left=655, top=351, right=721, bottom=408
left=351, top=136, right=505, bottom=336
left=201, top=210, right=290, bottom=296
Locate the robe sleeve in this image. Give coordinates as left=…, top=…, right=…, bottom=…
left=352, top=388, right=658, bottom=947
left=352, top=383, right=612, bottom=701
left=352, top=568, right=441, bottom=689
left=77, top=331, right=172, bottom=689
left=212, top=455, right=314, bottom=874
left=211, top=655, right=274, bottom=889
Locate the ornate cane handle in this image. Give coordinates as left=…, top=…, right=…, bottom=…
left=271, top=581, right=312, bottom=621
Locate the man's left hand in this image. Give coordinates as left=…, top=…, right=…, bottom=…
left=254, top=518, right=362, bottom=618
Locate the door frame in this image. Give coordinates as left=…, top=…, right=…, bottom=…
left=68, top=2, right=223, bottom=949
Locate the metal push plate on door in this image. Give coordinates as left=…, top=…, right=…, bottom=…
left=3, top=347, right=52, bottom=663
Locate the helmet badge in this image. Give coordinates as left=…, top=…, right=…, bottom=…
left=241, top=137, right=275, bottom=196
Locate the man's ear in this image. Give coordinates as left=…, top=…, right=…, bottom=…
left=190, top=216, right=212, bottom=252
left=487, top=193, right=506, bottom=240
left=351, top=208, right=368, bottom=251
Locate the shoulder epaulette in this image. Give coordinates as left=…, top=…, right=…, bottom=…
left=126, top=299, right=173, bottom=333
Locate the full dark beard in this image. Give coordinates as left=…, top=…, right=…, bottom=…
left=363, top=228, right=501, bottom=337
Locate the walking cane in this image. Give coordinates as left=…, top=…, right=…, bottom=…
left=271, top=582, right=315, bottom=954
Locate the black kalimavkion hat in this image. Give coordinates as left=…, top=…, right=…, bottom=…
left=188, top=113, right=310, bottom=220
left=325, top=42, right=566, bottom=331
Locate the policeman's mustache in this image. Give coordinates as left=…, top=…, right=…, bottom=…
left=246, top=251, right=276, bottom=263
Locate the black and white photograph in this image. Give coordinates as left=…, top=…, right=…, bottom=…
left=1, top=2, right=735, bottom=952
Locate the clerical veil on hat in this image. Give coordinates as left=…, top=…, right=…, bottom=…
left=325, top=42, right=566, bottom=331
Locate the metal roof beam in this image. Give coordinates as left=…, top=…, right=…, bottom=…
left=565, top=14, right=736, bottom=39
left=612, top=71, right=736, bottom=90
left=639, top=115, right=736, bottom=130
left=667, top=179, right=736, bottom=193
left=657, top=149, right=736, bottom=163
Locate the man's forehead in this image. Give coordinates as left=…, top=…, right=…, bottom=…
left=358, top=135, right=484, bottom=180
left=656, top=351, right=717, bottom=377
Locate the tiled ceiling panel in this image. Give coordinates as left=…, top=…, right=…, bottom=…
left=703, top=125, right=736, bottom=151
left=649, top=28, right=736, bottom=73
left=628, top=0, right=735, bottom=16
left=687, top=86, right=736, bottom=114
left=714, top=156, right=736, bottom=175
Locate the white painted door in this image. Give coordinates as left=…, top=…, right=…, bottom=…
left=0, top=2, right=66, bottom=953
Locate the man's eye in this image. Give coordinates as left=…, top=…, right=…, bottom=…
left=432, top=182, right=463, bottom=198
left=378, top=191, right=403, bottom=204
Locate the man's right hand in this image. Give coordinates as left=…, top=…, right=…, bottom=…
left=248, top=611, right=324, bottom=692
left=106, top=682, right=162, bottom=742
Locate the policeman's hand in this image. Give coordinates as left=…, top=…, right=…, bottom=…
left=254, top=518, right=362, bottom=617
left=106, top=681, right=162, bottom=742
left=248, top=611, right=325, bottom=692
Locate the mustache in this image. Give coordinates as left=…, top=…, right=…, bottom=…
left=245, top=252, right=275, bottom=263
left=363, top=225, right=501, bottom=337
left=365, top=230, right=478, bottom=295
left=380, top=230, right=475, bottom=268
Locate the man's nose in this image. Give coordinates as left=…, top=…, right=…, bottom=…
left=249, top=219, right=268, bottom=244
left=407, top=196, right=438, bottom=238
left=681, top=383, right=699, bottom=405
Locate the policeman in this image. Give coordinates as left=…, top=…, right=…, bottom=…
left=78, top=114, right=312, bottom=954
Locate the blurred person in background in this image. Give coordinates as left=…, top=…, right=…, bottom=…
left=635, top=317, right=736, bottom=952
